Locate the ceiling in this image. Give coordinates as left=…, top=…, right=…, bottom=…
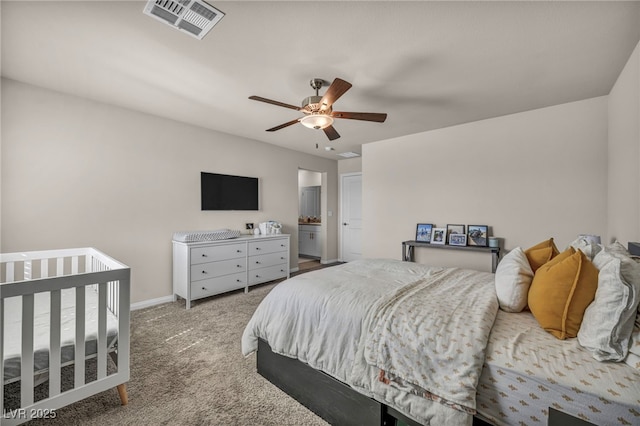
left=2, top=1, right=639, bottom=160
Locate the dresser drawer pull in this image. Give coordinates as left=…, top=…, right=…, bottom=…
left=237, top=279, right=242, bottom=283
left=202, top=286, right=207, bottom=290
left=237, top=264, right=242, bottom=268
left=201, top=254, right=207, bottom=257
left=255, top=247, right=261, bottom=251
left=202, top=270, right=207, bottom=274
left=237, top=249, right=241, bottom=253
left=255, top=261, right=261, bottom=264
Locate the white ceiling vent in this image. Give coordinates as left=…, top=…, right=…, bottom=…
left=143, top=0, right=224, bottom=40
left=337, top=152, right=361, bottom=158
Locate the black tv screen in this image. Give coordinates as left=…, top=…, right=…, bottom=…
left=201, top=172, right=259, bottom=211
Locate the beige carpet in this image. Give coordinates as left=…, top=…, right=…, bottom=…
left=25, top=267, right=340, bottom=425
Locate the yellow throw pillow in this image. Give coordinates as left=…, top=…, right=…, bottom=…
left=528, top=248, right=599, bottom=340
left=524, top=238, right=560, bottom=272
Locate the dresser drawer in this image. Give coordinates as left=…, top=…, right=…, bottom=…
left=248, top=238, right=288, bottom=256
left=191, top=272, right=246, bottom=300
left=191, top=243, right=245, bottom=265
left=190, top=258, right=247, bottom=282
left=249, top=264, right=288, bottom=286
left=248, top=252, right=288, bottom=270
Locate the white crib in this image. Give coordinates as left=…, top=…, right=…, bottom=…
left=0, top=248, right=130, bottom=425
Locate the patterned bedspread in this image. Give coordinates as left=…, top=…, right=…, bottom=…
left=242, top=258, right=498, bottom=425
left=477, top=310, right=640, bottom=426
left=364, top=267, right=499, bottom=414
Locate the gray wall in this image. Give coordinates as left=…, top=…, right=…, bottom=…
left=1, top=79, right=338, bottom=304
left=608, top=40, right=640, bottom=243
left=362, top=97, right=609, bottom=271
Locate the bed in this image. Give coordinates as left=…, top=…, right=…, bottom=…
left=1, top=248, right=130, bottom=425
left=242, top=256, right=640, bottom=426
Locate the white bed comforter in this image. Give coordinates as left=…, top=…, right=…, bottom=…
left=241, top=258, right=498, bottom=425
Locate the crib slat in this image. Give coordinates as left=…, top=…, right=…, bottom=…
left=98, top=282, right=107, bottom=379
left=24, top=260, right=32, bottom=280
left=57, top=257, right=64, bottom=277
left=21, top=294, right=35, bottom=407
left=6, top=261, right=15, bottom=282
left=49, top=289, right=62, bottom=397
left=72, top=256, right=79, bottom=274
left=75, top=287, right=86, bottom=387
left=41, top=258, right=49, bottom=279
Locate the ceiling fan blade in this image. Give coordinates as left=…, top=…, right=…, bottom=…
left=332, top=111, right=388, bottom=123
left=323, top=125, right=340, bottom=141
left=266, top=118, right=301, bottom=132
left=318, top=78, right=352, bottom=112
left=249, top=96, right=302, bottom=111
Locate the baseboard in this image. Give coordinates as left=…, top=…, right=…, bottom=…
left=321, top=258, right=340, bottom=265
left=290, top=267, right=300, bottom=273
left=131, top=295, right=174, bottom=311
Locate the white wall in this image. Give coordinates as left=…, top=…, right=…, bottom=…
left=363, top=97, right=608, bottom=272
left=1, top=78, right=338, bottom=303
left=337, top=157, right=362, bottom=175
left=608, top=40, right=640, bottom=244
left=298, top=169, right=322, bottom=187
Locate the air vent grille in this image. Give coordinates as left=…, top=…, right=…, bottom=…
left=155, top=0, right=185, bottom=15
left=190, top=2, right=216, bottom=20
left=337, top=152, right=361, bottom=158
left=143, top=0, right=224, bottom=40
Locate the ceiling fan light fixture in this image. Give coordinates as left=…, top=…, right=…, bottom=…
left=300, top=114, right=334, bottom=130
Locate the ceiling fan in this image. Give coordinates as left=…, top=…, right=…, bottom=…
left=249, top=78, right=387, bottom=141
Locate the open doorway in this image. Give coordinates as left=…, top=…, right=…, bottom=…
left=298, top=169, right=323, bottom=269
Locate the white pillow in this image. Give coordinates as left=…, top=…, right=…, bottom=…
left=567, top=236, right=602, bottom=261
left=494, top=247, right=534, bottom=312
left=578, top=248, right=640, bottom=361
left=607, top=240, right=631, bottom=257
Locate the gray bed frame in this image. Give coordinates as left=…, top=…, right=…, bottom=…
left=256, top=338, right=493, bottom=426
left=256, top=338, right=592, bottom=426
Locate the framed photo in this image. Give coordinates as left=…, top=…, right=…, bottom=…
left=449, top=233, right=467, bottom=246
left=446, top=224, right=466, bottom=245
left=416, top=223, right=433, bottom=243
left=431, top=227, right=446, bottom=245
left=467, top=225, right=489, bottom=246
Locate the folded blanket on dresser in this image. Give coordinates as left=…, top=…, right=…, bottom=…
left=242, top=258, right=498, bottom=425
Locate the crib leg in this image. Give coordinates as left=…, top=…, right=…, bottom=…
left=116, top=384, right=128, bottom=405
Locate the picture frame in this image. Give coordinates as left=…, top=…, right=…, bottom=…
left=467, top=225, right=489, bottom=247
left=431, top=227, right=446, bottom=245
left=449, top=233, right=467, bottom=246
left=416, top=223, right=433, bottom=243
left=446, top=224, right=466, bottom=245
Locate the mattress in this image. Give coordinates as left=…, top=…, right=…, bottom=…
left=3, top=286, right=119, bottom=383
left=476, top=309, right=640, bottom=425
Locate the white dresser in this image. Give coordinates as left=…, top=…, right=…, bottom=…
left=173, top=234, right=290, bottom=309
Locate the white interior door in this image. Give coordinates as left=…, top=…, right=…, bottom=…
left=340, top=173, right=362, bottom=262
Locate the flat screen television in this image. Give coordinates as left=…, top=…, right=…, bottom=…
left=201, top=172, right=259, bottom=211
